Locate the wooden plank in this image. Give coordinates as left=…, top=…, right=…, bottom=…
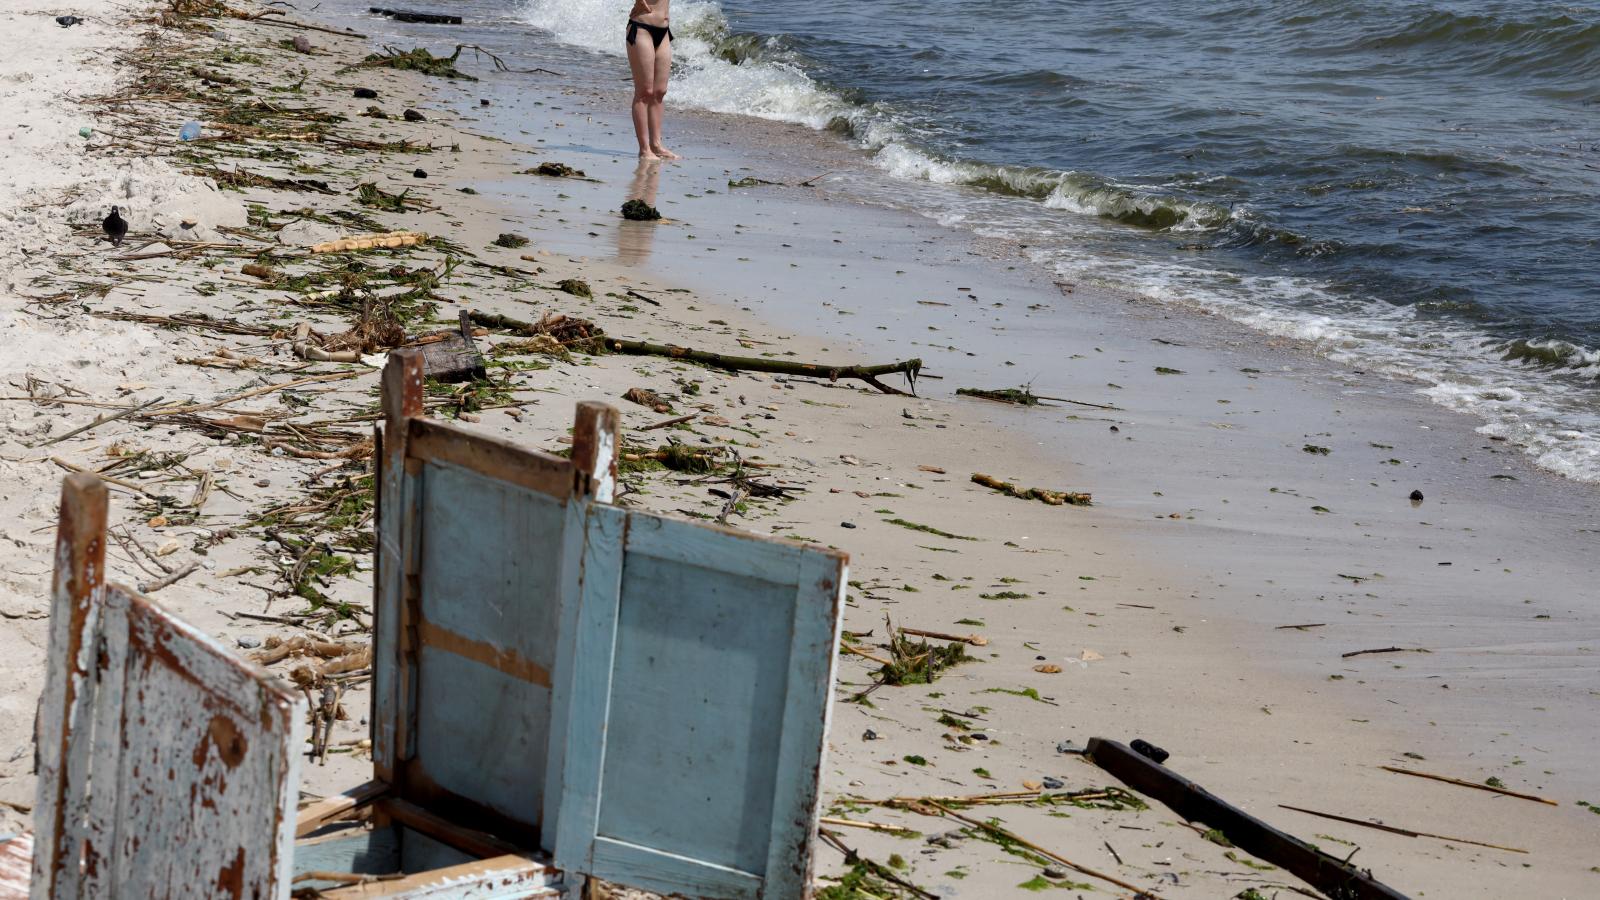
left=570, top=401, right=620, bottom=502
left=296, top=781, right=391, bottom=838
left=31, top=474, right=107, bottom=900
left=315, top=854, right=557, bottom=899
left=407, top=419, right=572, bottom=498
left=550, top=504, right=847, bottom=899
left=105, top=587, right=305, bottom=898
left=375, top=798, right=524, bottom=861
left=376, top=349, right=424, bottom=782
left=291, top=827, right=401, bottom=890
left=1085, top=738, right=1412, bottom=900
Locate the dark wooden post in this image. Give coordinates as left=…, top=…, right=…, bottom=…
left=570, top=401, right=621, bottom=503
left=33, top=473, right=109, bottom=897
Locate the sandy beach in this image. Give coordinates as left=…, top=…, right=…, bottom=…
left=0, top=2, right=1595, bottom=898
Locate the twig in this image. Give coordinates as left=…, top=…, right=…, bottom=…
left=841, top=643, right=894, bottom=668
left=1379, top=766, right=1557, bottom=806
left=139, top=561, right=200, bottom=594
left=640, top=413, right=696, bottom=431
left=898, top=627, right=988, bottom=647
left=152, top=371, right=360, bottom=416
left=1103, top=841, right=1124, bottom=865
left=926, top=801, right=1152, bottom=896
left=818, top=816, right=917, bottom=835
left=50, top=458, right=159, bottom=499
left=1341, top=646, right=1429, bottom=659
left=1276, top=805, right=1527, bottom=853
left=1276, top=623, right=1326, bottom=630
left=27, top=395, right=165, bottom=449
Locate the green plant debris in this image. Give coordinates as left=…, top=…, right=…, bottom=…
left=1577, top=800, right=1600, bottom=815
left=886, top=854, right=906, bottom=870
left=356, top=181, right=416, bottom=211
left=1018, top=874, right=1094, bottom=892
left=525, top=161, right=585, bottom=178
left=980, top=591, right=1030, bottom=600
left=1201, top=828, right=1234, bottom=847
left=1155, top=366, right=1185, bottom=375
left=358, top=45, right=478, bottom=80
left=945, top=868, right=968, bottom=880
left=816, top=860, right=926, bottom=900
left=1235, top=890, right=1269, bottom=900
left=1303, top=444, right=1331, bottom=455
left=982, top=686, right=1049, bottom=703
left=876, top=628, right=971, bottom=686
left=885, top=518, right=979, bottom=541
left=1225, top=850, right=1274, bottom=871
left=1486, top=777, right=1506, bottom=789
left=956, top=386, right=1039, bottom=406
left=557, top=278, right=592, bottom=298
left=902, top=755, right=927, bottom=767
left=972, top=767, right=991, bottom=778
left=614, top=196, right=659, bottom=219
left=955, top=618, right=984, bottom=626
left=492, top=232, right=530, bottom=249
left=938, top=714, right=971, bottom=731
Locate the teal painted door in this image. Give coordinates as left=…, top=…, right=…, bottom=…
left=548, top=505, right=847, bottom=899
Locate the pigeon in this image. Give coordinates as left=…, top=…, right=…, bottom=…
left=102, top=206, right=127, bottom=247
left=56, top=15, right=82, bottom=27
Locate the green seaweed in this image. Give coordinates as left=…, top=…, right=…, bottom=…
left=885, top=518, right=979, bottom=541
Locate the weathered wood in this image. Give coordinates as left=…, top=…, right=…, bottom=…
left=297, top=781, right=392, bottom=838
left=569, top=402, right=620, bottom=502
left=416, top=311, right=486, bottom=383
left=407, top=420, right=570, bottom=498
left=316, top=855, right=557, bottom=899
left=606, top=339, right=921, bottom=396
left=368, top=7, right=464, bottom=25
left=377, top=799, right=524, bottom=861
left=32, top=474, right=107, bottom=900
left=550, top=504, right=846, bottom=899
left=375, top=350, right=424, bottom=784
left=1086, top=737, right=1411, bottom=900
left=2, top=834, right=33, bottom=900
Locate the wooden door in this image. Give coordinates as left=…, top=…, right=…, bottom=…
left=32, top=475, right=304, bottom=900
left=548, top=505, right=847, bottom=900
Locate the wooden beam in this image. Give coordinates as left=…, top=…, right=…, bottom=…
left=376, top=797, right=525, bottom=860
left=570, top=401, right=620, bottom=502
left=375, top=350, right=424, bottom=783
left=296, top=780, right=391, bottom=838
left=32, top=473, right=109, bottom=899
left=1086, top=738, right=1411, bottom=900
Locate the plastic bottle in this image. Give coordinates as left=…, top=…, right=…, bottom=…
left=179, top=121, right=202, bottom=142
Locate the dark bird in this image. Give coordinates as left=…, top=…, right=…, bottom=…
left=354, top=87, right=378, bottom=99
left=102, top=206, right=127, bottom=247
left=56, top=15, right=82, bottom=27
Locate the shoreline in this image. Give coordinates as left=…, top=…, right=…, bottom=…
left=0, top=2, right=1595, bottom=898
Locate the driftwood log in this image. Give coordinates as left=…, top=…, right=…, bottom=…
left=417, top=310, right=486, bottom=382
left=605, top=339, right=921, bottom=396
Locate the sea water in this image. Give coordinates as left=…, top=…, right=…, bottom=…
left=326, top=0, right=1600, bottom=483
left=517, top=0, right=1600, bottom=483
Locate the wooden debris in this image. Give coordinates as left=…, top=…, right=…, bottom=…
left=1278, top=804, right=1528, bottom=854
left=310, top=230, right=428, bottom=254
left=622, top=387, right=672, bottom=414
left=957, top=386, right=1121, bottom=411
left=26, top=395, right=165, bottom=449
left=926, top=801, right=1152, bottom=896
left=898, top=626, right=988, bottom=647
left=1379, top=766, right=1557, bottom=806
left=368, top=7, right=463, bottom=25
left=416, top=311, right=486, bottom=382
left=1087, top=738, right=1411, bottom=899
left=972, top=472, right=1091, bottom=507
left=606, top=338, right=922, bottom=396
left=1341, top=646, right=1430, bottom=659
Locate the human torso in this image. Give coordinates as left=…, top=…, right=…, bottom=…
left=629, top=0, right=668, bottom=27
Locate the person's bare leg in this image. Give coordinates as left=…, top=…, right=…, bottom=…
left=627, top=35, right=659, bottom=159
left=648, top=35, right=680, bottom=159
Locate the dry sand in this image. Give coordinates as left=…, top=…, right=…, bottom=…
left=0, top=2, right=1595, bottom=898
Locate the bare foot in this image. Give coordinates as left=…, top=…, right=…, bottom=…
left=651, top=145, right=681, bottom=160
left=639, top=149, right=660, bottom=160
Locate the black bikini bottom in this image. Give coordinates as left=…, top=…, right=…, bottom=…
left=627, top=19, right=673, bottom=48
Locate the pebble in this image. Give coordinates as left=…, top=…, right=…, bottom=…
left=840, top=522, right=857, bottom=529
left=413, top=169, right=428, bottom=179
left=1056, top=740, right=1084, bottom=755
left=1041, top=776, right=1064, bottom=790
left=236, top=636, right=262, bottom=649
left=971, top=732, right=989, bottom=741
left=404, top=108, right=427, bottom=122
left=1409, top=489, right=1425, bottom=502
left=354, top=87, right=378, bottom=99
left=861, top=728, right=878, bottom=741
left=1043, top=867, right=1065, bottom=880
